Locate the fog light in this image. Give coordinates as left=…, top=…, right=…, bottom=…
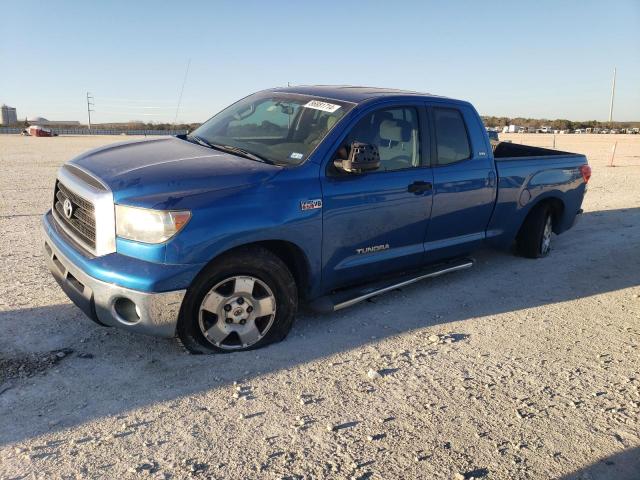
left=114, top=297, right=141, bottom=324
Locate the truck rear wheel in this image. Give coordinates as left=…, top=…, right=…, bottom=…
left=177, top=247, right=298, bottom=354
left=516, top=204, right=553, bottom=258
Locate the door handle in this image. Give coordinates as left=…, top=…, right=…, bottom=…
left=408, top=181, right=433, bottom=194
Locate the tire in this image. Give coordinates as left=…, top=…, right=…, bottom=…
left=177, top=247, right=298, bottom=354
left=516, top=204, right=554, bottom=259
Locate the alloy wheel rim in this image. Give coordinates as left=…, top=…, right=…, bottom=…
left=198, top=275, right=276, bottom=350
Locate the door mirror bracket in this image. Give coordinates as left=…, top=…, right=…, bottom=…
left=334, top=142, right=380, bottom=174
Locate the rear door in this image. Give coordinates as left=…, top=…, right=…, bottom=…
left=320, top=104, right=434, bottom=290
left=424, top=103, right=497, bottom=259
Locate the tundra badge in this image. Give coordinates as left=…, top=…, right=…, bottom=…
left=356, top=244, right=390, bottom=255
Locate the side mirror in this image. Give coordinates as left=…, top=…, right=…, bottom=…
left=334, top=142, right=380, bottom=174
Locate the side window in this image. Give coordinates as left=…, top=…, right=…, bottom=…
left=433, top=107, right=471, bottom=165
left=341, top=107, right=421, bottom=171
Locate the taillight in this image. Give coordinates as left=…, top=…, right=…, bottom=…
left=580, top=165, right=591, bottom=184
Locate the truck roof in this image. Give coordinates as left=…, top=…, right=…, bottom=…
left=267, top=85, right=458, bottom=105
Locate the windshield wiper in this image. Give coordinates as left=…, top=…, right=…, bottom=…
left=186, top=134, right=215, bottom=149
left=187, top=135, right=275, bottom=164
left=209, top=143, right=275, bottom=165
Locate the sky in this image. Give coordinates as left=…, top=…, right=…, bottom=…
left=2, top=0, right=639, bottom=124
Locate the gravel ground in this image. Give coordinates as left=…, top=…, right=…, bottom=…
left=1, top=134, right=639, bottom=480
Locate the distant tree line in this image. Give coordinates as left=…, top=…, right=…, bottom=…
left=3, top=119, right=201, bottom=130
left=9, top=117, right=639, bottom=132
left=100, top=118, right=640, bottom=132
left=482, top=116, right=640, bottom=130
left=91, top=121, right=202, bottom=131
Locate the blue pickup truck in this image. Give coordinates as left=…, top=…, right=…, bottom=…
left=42, top=86, right=590, bottom=353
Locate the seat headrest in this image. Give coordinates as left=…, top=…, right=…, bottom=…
left=379, top=119, right=411, bottom=143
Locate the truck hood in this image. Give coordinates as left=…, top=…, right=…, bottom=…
left=69, top=136, right=281, bottom=205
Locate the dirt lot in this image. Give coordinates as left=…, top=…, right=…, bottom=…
left=1, top=134, right=639, bottom=479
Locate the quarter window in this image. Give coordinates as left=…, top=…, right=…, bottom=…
left=433, top=108, right=471, bottom=165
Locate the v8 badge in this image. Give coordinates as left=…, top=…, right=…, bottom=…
left=300, top=199, right=322, bottom=211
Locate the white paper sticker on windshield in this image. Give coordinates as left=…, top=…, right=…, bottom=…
left=290, top=152, right=304, bottom=160
left=304, top=100, right=341, bottom=113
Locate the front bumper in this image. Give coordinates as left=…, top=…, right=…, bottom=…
left=43, top=215, right=186, bottom=338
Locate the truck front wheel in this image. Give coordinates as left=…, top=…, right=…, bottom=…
left=177, top=247, right=298, bottom=354
left=516, top=204, right=554, bottom=258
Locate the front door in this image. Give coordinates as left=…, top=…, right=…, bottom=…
left=321, top=106, right=434, bottom=290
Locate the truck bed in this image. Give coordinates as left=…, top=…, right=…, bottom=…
left=487, top=142, right=588, bottom=250
left=492, top=141, right=581, bottom=160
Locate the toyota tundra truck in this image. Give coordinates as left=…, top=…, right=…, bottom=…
left=42, top=86, right=590, bottom=353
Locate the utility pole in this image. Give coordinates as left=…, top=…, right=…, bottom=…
left=86, top=92, right=94, bottom=130
left=608, top=67, right=616, bottom=123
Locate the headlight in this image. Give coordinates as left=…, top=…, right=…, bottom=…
left=115, top=205, right=191, bottom=244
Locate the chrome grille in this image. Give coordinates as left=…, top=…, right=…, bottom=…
left=54, top=180, right=96, bottom=248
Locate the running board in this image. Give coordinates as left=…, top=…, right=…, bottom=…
left=308, top=257, right=474, bottom=313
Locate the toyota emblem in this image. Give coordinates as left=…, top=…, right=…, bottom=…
left=63, top=198, right=74, bottom=219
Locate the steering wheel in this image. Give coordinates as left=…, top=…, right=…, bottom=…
left=382, top=155, right=412, bottom=170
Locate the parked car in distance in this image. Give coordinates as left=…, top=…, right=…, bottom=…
left=26, top=125, right=56, bottom=137
left=42, top=86, right=590, bottom=353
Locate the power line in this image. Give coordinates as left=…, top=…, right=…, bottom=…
left=97, top=97, right=176, bottom=104
left=174, top=59, right=191, bottom=125
left=97, top=112, right=166, bottom=116
left=98, top=105, right=173, bottom=110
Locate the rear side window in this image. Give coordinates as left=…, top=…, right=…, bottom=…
left=433, top=108, right=471, bottom=165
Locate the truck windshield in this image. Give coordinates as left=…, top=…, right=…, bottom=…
left=188, top=93, right=353, bottom=166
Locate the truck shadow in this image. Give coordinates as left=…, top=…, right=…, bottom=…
left=1, top=206, right=639, bottom=446
left=558, top=447, right=640, bottom=480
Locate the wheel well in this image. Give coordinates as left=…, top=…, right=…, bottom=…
left=209, top=241, right=311, bottom=300
left=518, top=197, right=565, bottom=237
